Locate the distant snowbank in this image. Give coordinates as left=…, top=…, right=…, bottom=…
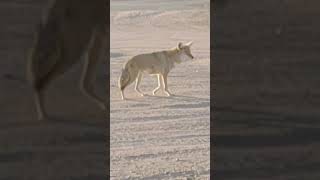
left=111, top=0, right=209, bottom=11
left=111, top=10, right=209, bottom=30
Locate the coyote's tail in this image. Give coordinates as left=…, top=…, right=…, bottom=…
left=125, top=60, right=140, bottom=80
left=119, top=59, right=139, bottom=90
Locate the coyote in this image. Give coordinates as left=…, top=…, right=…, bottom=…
left=119, top=41, right=194, bottom=100
left=27, top=0, right=108, bottom=120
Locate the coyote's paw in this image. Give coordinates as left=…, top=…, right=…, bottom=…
left=164, top=91, right=172, bottom=97
left=135, top=89, right=145, bottom=97
left=152, top=89, right=160, bottom=95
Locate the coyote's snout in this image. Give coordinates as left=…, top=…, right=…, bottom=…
left=119, top=41, right=194, bottom=100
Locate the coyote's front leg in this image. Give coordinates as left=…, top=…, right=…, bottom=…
left=80, top=28, right=107, bottom=110
left=134, top=72, right=145, bottom=96
left=152, top=74, right=162, bottom=95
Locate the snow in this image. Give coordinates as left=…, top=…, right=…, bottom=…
left=110, top=0, right=210, bottom=179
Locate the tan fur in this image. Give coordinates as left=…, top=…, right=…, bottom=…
left=27, top=0, right=108, bottom=120
left=119, top=41, right=194, bottom=100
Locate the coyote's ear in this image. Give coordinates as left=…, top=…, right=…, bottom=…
left=186, top=41, right=193, bottom=47
left=177, top=42, right=183, bottom=50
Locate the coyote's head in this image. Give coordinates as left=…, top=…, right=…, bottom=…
left=177, top=41, right=194, bottom=62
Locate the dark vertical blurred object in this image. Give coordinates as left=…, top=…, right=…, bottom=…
left=0, top=0, right=109, bottom=179
left=27, top=0, right=109, bottom=120
left=213, top=0, right=229, bottom=8
left=212, top=0, right=320, bottom=179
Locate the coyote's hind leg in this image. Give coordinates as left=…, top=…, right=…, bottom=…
left=80, top=28, right=107, bottom=110
left=29, top=44, right=67, bottom=121
left=33, top=85, right=48, bottom=121
left=32, top=51, right=80, bottom=120
left=120, top=90, right=126, bottom=100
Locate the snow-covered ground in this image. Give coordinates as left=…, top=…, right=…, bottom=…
left=110, top=0, right=210, bottom=179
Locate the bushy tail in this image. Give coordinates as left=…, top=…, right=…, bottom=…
left=119, top=60, right=139, bottom=90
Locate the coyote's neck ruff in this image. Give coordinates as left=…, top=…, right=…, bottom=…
left=151, top=48, right=179, bottom=72
left=119, top=41, right=194, bottom=100
left=165, top=47, right=183, bottom=63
